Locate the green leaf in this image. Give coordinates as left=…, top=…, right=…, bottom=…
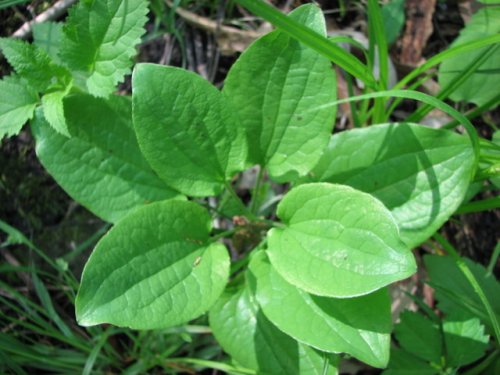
left=425, top=254, right=500, bottom=330
left=60, top=0, right=148, bottom=97
left=0, top=37, right=56, bottom=91
left=381, top=0, right=405, bottom=45
left=223, top=4, right=336, bottom=182
left=76, top=200, right=229, bottom=329
left=394, top=311, right=442, bottom=363
left=210, top=282, right=339, bottom=375
left=382, top=348, right=439, bottom=375
left=235, top=0, right=375, bottom=87
left=132, top=64, right=247, bottom=197
left=33, top=22, right=63, bottom=63
left=267, top=183, right=416, bottom=297
left=438, top=7, right=500, bottom=106
left=248, top=252, right=391, bottom=368
left=443, top=314, right=489, bottom=367
left=0, top=75, right=38, bottom=140
left=32, top=94, right=180, bottom=223
left=306, top=123, right=475, bottom=248
left=41, top=77, right=73, bottom=136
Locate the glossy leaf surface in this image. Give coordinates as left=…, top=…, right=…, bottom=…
left=76, top=200, right=229, bottom=329
left=223, top=4, right=336, bottom=182
left=60, top=0, right=148, bottom=97
left=0, top=75, right=38, bottom=140
left=210, top=283, right=339, bottom=375
left=267, top=183, right=416, bottom=297
left=249, top=252, right=391, bottom=368
left=438, top=7, right=500, bottom=106
left=32, top=94, right=179, bottom=223
left=132, top=64, right=247, bottom=197
left=307, top=123, right=475, bottom=248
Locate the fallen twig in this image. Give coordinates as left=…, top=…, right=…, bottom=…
left=165, top=0, right=265, bottom=54
left=12, top=0, right=78, bottom=39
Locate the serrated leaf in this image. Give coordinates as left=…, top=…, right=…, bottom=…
left=267, top=183, right=416, bottom=297
left=425, top=254, right=500, bottom=330
left=443, top=315, right=489, bottom=367
left=223, top=4, right=336, bottom=182
left=132, top=64, right=247, bottom=197
left=33, top=22, right=63, bottom=62
left=306, top=123, right=475, bottom=248
left=0, top=37, right=56, bottom=91
left=0, top=75, right=38, bottom=140
left=32, top=94, right=180, bottom=223
left=248, top=252, right=391, bottom=368
left=209, top=282, right=339, bottom=375
left=60, top=0, right=148, bottom=97
left=382, top=348, right=439, bottom=375
left=76, top=200, right=229, bottom=329
left=438, top=7, right=500, bottom=106
left=41, top=78, right=73, bottom=136
left=394, top=311, right=442, bottom=363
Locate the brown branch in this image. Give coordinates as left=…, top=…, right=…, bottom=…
left=12, top=0, right=78, bottom=39
left=165, top=0, right=265, bottom=54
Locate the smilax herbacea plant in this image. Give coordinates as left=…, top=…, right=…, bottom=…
left=2, top=0, right=497, bottom=373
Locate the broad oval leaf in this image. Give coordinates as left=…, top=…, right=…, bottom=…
left=60, top=0, right=148, bottom=97
left=209, top=282, right=339, bottom=375
left=306, top=123, right=475, bottom=248
left=438, top=7, right=500, bottom=106
left=132, top=64, right=247, bottom=197
left=0, top=75, right=38, bottom=140
left=223, top=4, right=337, bottom=182
left=76, top=200, right=230, bottom=329
left=32, top=94, right=180, bottom=223
left=268, top=183, right=416, bottom=297
left=249, top=252, right=391, bottom=368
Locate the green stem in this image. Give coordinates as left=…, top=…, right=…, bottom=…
left=487, top=242, right=500, bottom=277
left=407, top=45, right=499, bottom=123
left=235, top=0, right=377, bottom=88
left=250, top=166, right=264, bottom=214
left=210, top=228, right=240, bottom=242
left=433, top=232, right=500, bottom=345
left=443, top=92, right=500, bottom=130
left=455, top=197, right=500, bottom=215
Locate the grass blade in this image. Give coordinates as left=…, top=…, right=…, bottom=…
left=236, top=0, right=377, bottom=88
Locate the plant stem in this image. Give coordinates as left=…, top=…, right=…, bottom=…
left=455, top=197, right=500, bottom=215
left=433, top=232, right=500, bottom=345
left=487, top=242, right=500, bottom=277
left=249, top=166, right=264, bottom=214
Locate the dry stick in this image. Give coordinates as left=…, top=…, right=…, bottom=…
left=12, top=0, right=78, bottom=39
left=165, top=0, right=264, bottom=54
